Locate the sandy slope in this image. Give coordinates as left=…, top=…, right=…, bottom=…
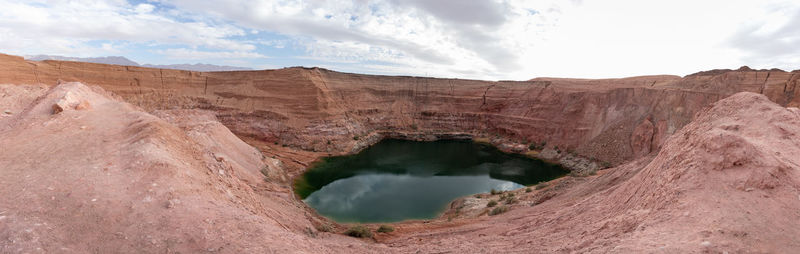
left=385, top=92, right=800, bottom=253
left=0, top=83, right=380, bottom=253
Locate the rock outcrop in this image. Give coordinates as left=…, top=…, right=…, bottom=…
left=630, top=117, right=654, bottom=157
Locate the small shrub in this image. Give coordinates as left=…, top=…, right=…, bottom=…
left=487, top=200, right=498, bottom=207
left=505, top=197, right=517, bottom=205
left=535, top=183, right=549, bottom=190
left=327, top=140, right=332, bottom=145
left=602, top=161, right=612, bottom=168
left=353, top=136, right=360, bottom=140
left=569, top=168, right=597, bottom=177
left=316, top=223, right=333, bottom=232
left=528, top=143, right=538, bottom=150
left=376, top=225, right=394, bottom=233
left=489, top=206, right=509, bottom=216
left=260, top=166, right=269, bottom=181
left=490, top=189, right=500, bottom=195
left=273, top=141, right=279, bottom=145
left=345, top=225, right=372, bottom=238
left=499, top=193, right=516, bottom=204
left=525, top=187, right=532, bottom=193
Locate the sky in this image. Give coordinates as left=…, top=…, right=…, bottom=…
left=0, top=0, right=798, bottom=80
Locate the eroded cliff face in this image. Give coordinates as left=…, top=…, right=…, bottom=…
left=3, top=53, right=798, bottom=167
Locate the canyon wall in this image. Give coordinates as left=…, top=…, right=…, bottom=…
left=2, top=53, right=798, bottom=166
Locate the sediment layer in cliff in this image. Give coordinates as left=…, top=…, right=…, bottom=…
left=2, top=53, right=798, bottom=168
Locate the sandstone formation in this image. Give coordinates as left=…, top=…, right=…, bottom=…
left=1, top=53, right=799, bottom=253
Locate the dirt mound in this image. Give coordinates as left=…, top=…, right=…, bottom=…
left=593, top=92, right=800, bottom=252
left=385, top=92, right=800, bottom=253
left=0, top=82, right=378, bottom=253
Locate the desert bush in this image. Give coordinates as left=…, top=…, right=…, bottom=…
left=569, top=168, right=597, bottom=177
left=260, top=166, right=269, bottom=177
left=345, top=225, right=372, bottom=238
left=490, top=189, right=501, bottom=195
left=316, top=223, right=333, bottom=232
left=499, top=193, right=517, bottom=204
left=487, top=200, right=498, bottom=207
left=535, top=182, right=549, bottom=190
left=489, top=206, right=509, bottom=216
left=504, top=197, right=517, bottom=205
left=376, top=225, right=394, bottom=233
left=525, top=187, right=532, bottom=193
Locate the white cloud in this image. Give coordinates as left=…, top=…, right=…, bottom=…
left=135, top=3, right=156, bottom=14
left=0, top=0, right=797, bottom=79
left=156, top=48, right=267, bottom=60
left=161, top=0, right=571, bottom=79
left=728, top=0, right=800, bottom=70
left=0, top=0, right=256, bottom=55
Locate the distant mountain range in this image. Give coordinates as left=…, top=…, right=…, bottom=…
left=25, top=55, right=253, bottom=72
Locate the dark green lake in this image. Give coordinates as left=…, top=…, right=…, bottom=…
left=294, top=139, right=568, bottom=223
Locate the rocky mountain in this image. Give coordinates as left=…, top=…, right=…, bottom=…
left=26, top=55, right=140, bottom=66
left=141, top=63, right=252, bottom=72
left=25, top=54, right=252, bottom=72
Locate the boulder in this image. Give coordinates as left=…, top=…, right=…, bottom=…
left=52, top=91, right=90, bottom=113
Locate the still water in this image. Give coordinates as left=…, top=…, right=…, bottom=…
left=295, top=139, right=567, bottom=223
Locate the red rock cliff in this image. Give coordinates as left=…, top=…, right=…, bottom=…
left=1, top=53, right=798, bottom=165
